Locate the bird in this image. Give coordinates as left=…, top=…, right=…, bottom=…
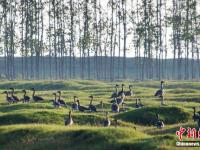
left=30, top=88, right=44, bottom=102
left=77, top=99, right=90, bottom=112
left=111, top=84, right=119, bottom=98
left=88, top=95, right=97, bottom=112
left=117, top=84, right=125, bottom=97
left=192, top=107, right=200, bottom=127
left=2, top=91, right=14, bottom=104
left=155, top=81, right=164, bottom=97
left=9, top=87, right=19, bottom=103
left=138, top=98, right=144, bottom=107
left=110, top=96, right=124, bottom=105
left=71, top=96, right=79, bottom=111
left=57, top=91, right=66, bottom=106
left=22, top=89, right=30, bottom=103
left=100, top=101, right=104, bottom=112
left=155, top=81, right=165, bottom=105
left=135, top=98, right=140, bottom=108
left=65, top=110, right=73, bottom=126
left=111, top=99, right=120, bottom=113
left=125, top=85, right=134, bottom=96
left=155, top=112, right=164, bottom=129
left=116, top=96, right=124, bottom=105
left=52, top=93, right=60, bottom=108
left=192, top=107, right=198, bottom=121
left=103, top=112, right=111, bottom=127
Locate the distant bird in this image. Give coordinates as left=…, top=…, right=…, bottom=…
left=125, top=85, right=134, bottom=96
left=22, top=89, right=30, bottom=103
left=52, top=93, right=60, bottom=108
left=2, top=91, right=14, bottom=104
left=192, top=107, right=200, bottom=128
left=154, top=81, right=164, bottom=97
left=103, top=112, right=111, bottom=127
left=111, top=84, right=119, bottom=98
left=135, top=99, right=140, bottom=108
left=192, top=107, right=198, bottom=121
left=9, top=87, right=19, bottom=103
left=30, top=88, right=44, bottom=102
left=117, top=84, right=125, bottom=97
left=88, top=95, right=97, bottom=112
left=100, top=101, right=104, bottom=112
left=71, top=96, right=78, bottom=111
left=77, top=99, right=90, bottom=112
left=57, top=91, right=66, bottom=106
left=155, top=112, right=164, bottom=129
left=111, top=99, right=120, bottom=113
left=155, top=81, right=165, bottom=105
left=111, top=96, right=124, bottom=105
left=65, top=110, right=73, bottom=126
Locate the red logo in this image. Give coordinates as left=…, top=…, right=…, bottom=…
left=176, top=127, right=200, bottom=141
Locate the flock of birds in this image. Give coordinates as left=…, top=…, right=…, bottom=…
left=2, top=81, right=200, bottom=128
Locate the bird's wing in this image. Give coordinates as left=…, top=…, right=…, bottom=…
left=13, top=95, right=19, bottom=101
left=154, top=89, right=162, bottom=96
left=35, top=96, right=44, bottom=100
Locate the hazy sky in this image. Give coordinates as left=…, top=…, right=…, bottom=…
left=0, top=0, right=199, bottom=59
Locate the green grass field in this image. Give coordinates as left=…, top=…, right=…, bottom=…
left=0, top=80, right=200, bottom=150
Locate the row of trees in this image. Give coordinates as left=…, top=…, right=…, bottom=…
left=0, top=0, right=200, bottom=80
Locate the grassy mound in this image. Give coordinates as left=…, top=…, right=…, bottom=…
left=0, top=124, right=160, bottom=150
left=115, top=107, right=190, bottom=126
left=0, top=111, right=108, bottom=126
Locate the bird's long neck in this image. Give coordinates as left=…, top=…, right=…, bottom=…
left=194, top=107, right=196, bottom=116
left=32, top=90, right=35, bottom=96
left=156, top=113, right=159, bottom=120
left=54, top=95, right=57, bottom=101
left=90, top=98, right=93, bottom=105
left=136, top=99, right=138, bottom=104
left=77, top=101, right=80, bottom=106
left=115, top=87, right=118, bottom=92
left=73, top=97, right=76, bottom=103
left=106, top=113, right=108, bottom=119
left=69, top=112, right=72, bottom=118
left=11, top=90, right=14, bottom=96
left=24, top=91, right=26, bottom=96
left=129, top=86, right=131, bottom=91
left=160, top=82, right=163, bottom=90
left=58, top=93, right=61, bottom=100
left=122, top=86, right=124, bottom=92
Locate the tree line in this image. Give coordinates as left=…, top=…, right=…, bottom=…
left=0, top=0, right=200, bottom=81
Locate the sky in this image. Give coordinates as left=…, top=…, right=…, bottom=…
left=0, top=0, right=199, bottom=59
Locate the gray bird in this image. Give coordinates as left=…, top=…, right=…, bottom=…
left=65, top=110, right=73, bottom=126
left=30, top=88, right=44, bottom=102
left=103, top=112, right=111, bottom=127
left=155, top=112, right=164, bottom=129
